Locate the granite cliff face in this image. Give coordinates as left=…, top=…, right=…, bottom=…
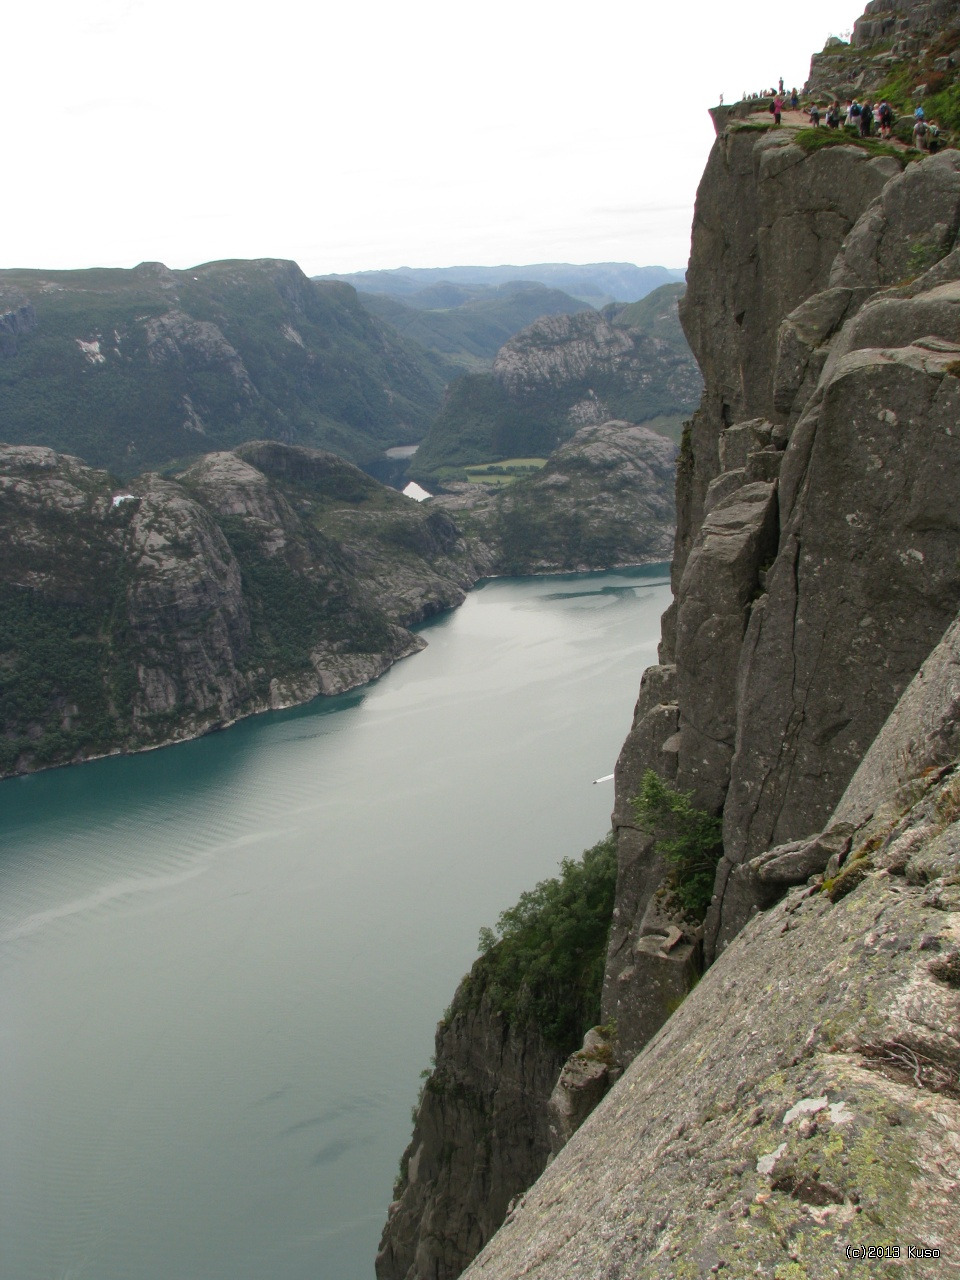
left=608, top=138, right=960, bottom=1054
left=0, top=442, right=482, bottom=776
left=376, top=980, right=567, bottom=1280
left=381, top=15, right=960, bottom=1274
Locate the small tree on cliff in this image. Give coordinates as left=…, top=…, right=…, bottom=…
left=631, top=770, right=723, bottom=917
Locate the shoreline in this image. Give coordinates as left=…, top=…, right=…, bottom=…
left=1, top=558, right=671, bottom=784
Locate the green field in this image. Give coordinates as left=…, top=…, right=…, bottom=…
left=464, top=458, right=548, bottom=486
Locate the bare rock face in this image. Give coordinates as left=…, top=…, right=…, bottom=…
left=609, top=128, right=960, bottom=1048
left=492, top=312, right=639, bottom=394
left=722, top=335, right=960, bottom=875
left=830, top=153, right=960, bottom=290
left=431, top=421, right=677, bottom=575
left=679, top=130, right=896, bottom=439
left=675, top=478, right=778, bottom=813
left=124, top=474, right=255, bottom=731
left=376, top=978, right=566, bottom=1280
left=462, top=751, right=960, bottom=1279
left=546, top=1026, right=620, bottom=1156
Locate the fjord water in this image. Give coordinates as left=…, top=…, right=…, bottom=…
left=0, top=567, right=670, bottom=1280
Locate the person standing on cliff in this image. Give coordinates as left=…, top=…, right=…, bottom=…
left=778, top=76, right=784, bottom=96
left=808, top=102, right=821, bottom=127
left=878, top=100, right=893, bottom=138
left=860, top=101, right=874, bottom=137
left=773, top=93, right=783, bottom=125
left=791, top=87, right=799, bottom=110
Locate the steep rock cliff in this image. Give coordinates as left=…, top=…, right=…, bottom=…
left=0, top=442, right=483, bottom=775
left=608, top=133, right=960, bottom=1056
left=381, top=14, right=960, bottom=1271
left=376, top=980, right=567, bottom=1280
left=377, top=837, right=618, bottom=1280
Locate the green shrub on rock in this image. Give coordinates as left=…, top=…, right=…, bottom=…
left=631, top=770, right=723, bottom=917
left=472, top=835, right=618, bottom=1049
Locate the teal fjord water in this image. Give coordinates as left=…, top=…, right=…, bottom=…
left=0, top=566, right=671, bottom=1280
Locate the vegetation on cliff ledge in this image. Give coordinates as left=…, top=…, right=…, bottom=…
left=470, top=834, right=617, bottom=1049
left=631, top=770, right=723, bottom=917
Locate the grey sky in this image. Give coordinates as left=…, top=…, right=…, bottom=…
left=8, top=0, right=867, bottom=275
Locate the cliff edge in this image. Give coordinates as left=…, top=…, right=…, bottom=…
left=381, top=3, right=960, bottom=1272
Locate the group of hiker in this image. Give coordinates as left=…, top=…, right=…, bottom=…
left=754, top=84, right=944, bottom=152
left=727, top=76, right=947, bottom=154
left=803, top=97, right=942, bottom=150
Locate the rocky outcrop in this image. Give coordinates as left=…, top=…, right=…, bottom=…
left=430, top=421, right=676, bottom=575
left=376, top=978, right=567, bottom=1280
left=411, top=286, right=700, bottom=483
left=381, top=10, right=960, bottom=1274
left=462, top=740, right=960, bottom=1278
left=123, top=473, right=256, bottom=730
left=0, top=442, right=484, bottom=776
left=492, top=311, right=643, bottom=395
left=611, top=132, right=960, bottom=1043
left=807, top=0, right=960, bottom=100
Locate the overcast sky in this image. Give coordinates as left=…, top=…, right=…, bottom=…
left=7, top=0, right=867, bottom=277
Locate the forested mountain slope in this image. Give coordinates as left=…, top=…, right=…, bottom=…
left=0, top=441, right=485, bottom=777
left=0, top=259, right=447, bottom=479
left=411, top=283, right=701, bottom=484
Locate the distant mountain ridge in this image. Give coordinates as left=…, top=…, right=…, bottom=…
left=357, top=282, right=595, bottom=371
left=410, top=282, right=701, bottom=483
left=318, top=262, right=686, bottom=307
left=0, top=259, right=448, bottom=479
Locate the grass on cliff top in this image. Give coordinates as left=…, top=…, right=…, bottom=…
left=467, top=834, right=617, bottom=1050
left=631, top=770, right=723, bottom=918
left=791, top=127, right=914, bottom=163
left=872, top=26, right=960, bottom=135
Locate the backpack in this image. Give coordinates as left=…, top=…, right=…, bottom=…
left=916, top=120, right=928, bottom=136
left=850, top=103, right=861, bottom=117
